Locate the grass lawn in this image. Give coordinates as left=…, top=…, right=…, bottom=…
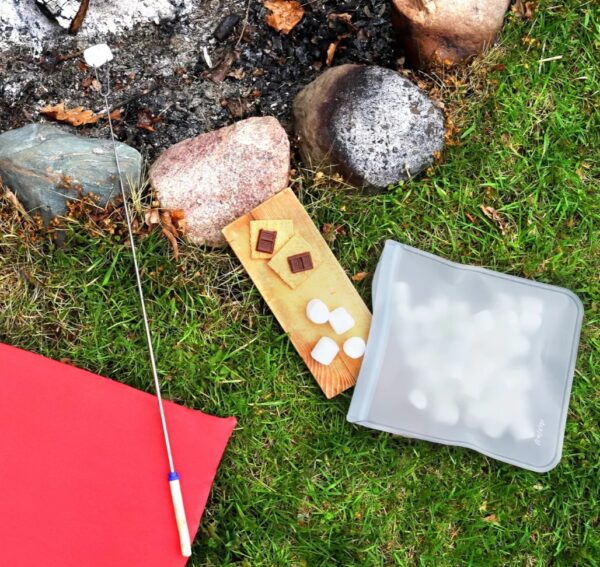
left=1, top=1, right=599, bottom=565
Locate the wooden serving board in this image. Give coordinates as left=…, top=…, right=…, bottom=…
left=223, top=188, right=372, bottom=398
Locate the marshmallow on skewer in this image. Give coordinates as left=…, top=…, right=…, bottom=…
left=311, top=337, right=339, bottom=366
left=83, top=44, right=114, bottom=68
left=343, top=336, right=366, bottom=359
left=329, top=307, right=355, bottom=335
left=306, top=299, right=329, bottom=325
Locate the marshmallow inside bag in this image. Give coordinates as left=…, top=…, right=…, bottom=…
left=408, top=389, right=428, bottom=410
left=329, top=307, right=355, bottom=335
left=84, top=44, right=114, bottom=68
left=343, top=337, right=366, bottom=359
left=310, top=337, right=339, bottom=366
left=306, top=299, right=330, bottom=325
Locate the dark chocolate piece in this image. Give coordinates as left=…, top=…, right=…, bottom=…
left=256, top=229, right=277, bottom=254
left=288, top=252, right=313, bottom=273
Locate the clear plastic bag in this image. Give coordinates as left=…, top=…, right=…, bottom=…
left=348, top=241, right=584, bottom=472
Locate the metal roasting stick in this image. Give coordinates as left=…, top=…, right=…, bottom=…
left=92, top=57, right=192, bottom=557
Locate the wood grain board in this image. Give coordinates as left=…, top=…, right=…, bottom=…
left=222, top=188, right=372, bottom=398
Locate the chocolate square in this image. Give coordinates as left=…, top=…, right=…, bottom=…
left=256, top=229, right=277, bottom=254
left=287, top=252, right=313, bottom=273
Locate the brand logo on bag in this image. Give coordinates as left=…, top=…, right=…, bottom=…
left=534, top=419, right=545, bottom=446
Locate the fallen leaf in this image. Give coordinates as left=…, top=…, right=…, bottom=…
left=479, top=501, right=488, bottom=512
left=144, top=208, right=161, bottom=227
left=204, top=50, right=239, bottom=83
left=264, top=0, right=304, bottom=35
left=136, top=108, right=160, bottom=132
left=227, top=67, right=246, bottom=80
left=221, top=97, right=248, bottom=118
left=484, top=514, right=498, bottom=523
left=108, top=108, right=123, bottom=121
left=351, top=272, right=369, bottom=282
left=161, top=227, right=179, bottom=259
left=326, top=32, right=351, bottom=66
left=480, top=205, right=508, bottom=235
left=465, top=211, right=477, bottom=224
left=327, top=12, right=355, bottom=29
left=512, top=0, right=535, bottom=20
left=170, top=209, right=186, bottom=234
left=326, top=41, right=339, bottom=66
left=40, top=102, right=100, bottom=126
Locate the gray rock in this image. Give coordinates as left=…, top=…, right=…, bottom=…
left=0, top=124, right=142, bottom=224
left=293, top=64, right=445, bottom=191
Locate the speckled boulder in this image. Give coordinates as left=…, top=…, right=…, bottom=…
left=150, top=117, right=290, bottom=247
left=293, top=65, right=444, bottom=191
left=0, top=123, right=141, bottom=224
left=392, top=0, right=510, bottom=68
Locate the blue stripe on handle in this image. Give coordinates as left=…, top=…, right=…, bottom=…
left=168, top=471, right=179, bottom=481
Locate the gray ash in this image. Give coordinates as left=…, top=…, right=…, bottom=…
left=0, top=0, right=397, bottom=162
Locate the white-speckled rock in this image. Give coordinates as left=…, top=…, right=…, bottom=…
left=391, top=0, right=510, bottom=68
left=293, top=65, right=444, bottom=191
left=150, top=117, right=290, bottom=247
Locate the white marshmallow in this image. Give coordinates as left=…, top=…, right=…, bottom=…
left=343, top=336, right=366, bottom=359
left=310, top=337, right=339, bottom=366
left=521, top=311, right=543, bottom=334
left=520, top=296, right=544, bottom=315
left=329, top=307, right=355, bottom=335
left=472, top=309, right=494, bottom=332
left=433, top=400, right=460, bottom=425
left=394, top=282, right=411, bottom=315
left=83, top=44, right=114, bottom=68
left=483, top=419, right=508, bottom=439
left=306, top=299, right=330, bottom=325
left=510, top=416, right=535, bottom=440
left=408, top=389, right=428, bottom=410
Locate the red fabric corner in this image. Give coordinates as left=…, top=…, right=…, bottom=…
left=0, top=343, right=236, bottom=566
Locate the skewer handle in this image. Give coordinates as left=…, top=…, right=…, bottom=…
left=168, top=472, right=192, bottom=557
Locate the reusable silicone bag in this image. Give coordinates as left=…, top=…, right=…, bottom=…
left=348, top=241, right=583, bottom=472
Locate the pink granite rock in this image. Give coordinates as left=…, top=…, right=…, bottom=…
left=150, top=117, right=290, bottom=247
left=392, top=0, right=510, bottom=68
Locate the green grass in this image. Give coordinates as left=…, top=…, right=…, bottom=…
left=1, top=1, right=599, bottom=565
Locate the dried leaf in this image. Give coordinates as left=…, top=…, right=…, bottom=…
left=144, top=208, right=161, bottom=227
left=40, top=102, right=100, bottom=126
left=264, top=0, right=304, bottom=35
left=221, top=97, right=248, bottom=118
left=136, top=108, right=160, bottom=132
left=204, top=50, right=239, bottom=83
left=480, top=205, right=508, bottom=235
left=326, top=41, right=339, bottom=66
left=108, top=108, right=123, bottom=121
left=512, top=0, right=535, bottom=20
left=328, top=12, right=354, bottom=28
left=170, top=209, right=186, bottom=234
left=351, top=272, right=369, bottom=282
left=227, top=67, right=246, bottom=80
left=484, top=514, right=498, bottom=523
left=161, top=227, right=179, bottom=259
